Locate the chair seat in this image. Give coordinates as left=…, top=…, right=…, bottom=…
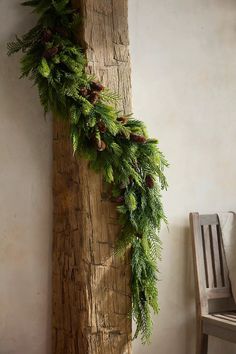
left=202, top=312, right=236, bottom=344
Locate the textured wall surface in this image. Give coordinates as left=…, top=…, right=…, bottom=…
left=0, top=1, right=52, bottom=353
left=129, top=0, right=236, bottom=353
left=1, top=0, right=236, bottom=353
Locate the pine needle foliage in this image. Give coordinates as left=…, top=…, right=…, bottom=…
left=8, top=0, right=168, bottom=344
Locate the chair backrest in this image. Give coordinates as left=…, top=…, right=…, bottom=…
left=190, top=212, right=235, bottom=315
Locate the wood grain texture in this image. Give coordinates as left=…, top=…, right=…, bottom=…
left=189, top=213, right=236, bottom=354
left=52, top=1, right=132, bottom=353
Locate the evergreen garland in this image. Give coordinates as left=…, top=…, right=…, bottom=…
left=8, top=0, right=168, bottom=344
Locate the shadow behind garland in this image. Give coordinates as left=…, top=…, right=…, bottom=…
left=7, top=0, right=168, bottom=343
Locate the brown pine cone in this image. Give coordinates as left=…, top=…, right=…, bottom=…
left=88, top=92, right=99, bottom=105
left=114, top=196, right=125, bottom=203
left=117, top=116, right=128, bottom=124
left=54, top=26, right=69, bottom=38
left=97, top=140, right=106, bottom=151
left=79, top=87, right=89, bottom=97
left=145, top=175, right=154, bottom=188
left=130, top=133, right=147, bottom=143
left=117, top=133, right=126, bottom=140
left=90, top=81, right=104, bottom=92
left=43, top=47, right=59, bottom=59
left=42, top=29, right=53, bottom=43
left=98, top=121, right=107, bottom=133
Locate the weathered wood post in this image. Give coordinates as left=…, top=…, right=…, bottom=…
left=52, top=1, right=132, bottom=353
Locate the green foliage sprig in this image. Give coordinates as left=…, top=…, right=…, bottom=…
left=8, top=0, right=168, bottom=343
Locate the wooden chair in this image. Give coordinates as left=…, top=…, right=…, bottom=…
left=190, top=213, right=236, bottom=354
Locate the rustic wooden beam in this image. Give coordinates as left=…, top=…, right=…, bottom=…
left=52, top=1, right=132, bottom=353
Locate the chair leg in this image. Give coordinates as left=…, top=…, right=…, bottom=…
left=196, top=326, right=208, bottom=354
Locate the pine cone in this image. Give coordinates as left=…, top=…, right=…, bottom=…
left=117, top=116, right=128, bottom=124
left=88, top=92, right=99, bottom=105
left=145, top=175, right=154, bottom=188
left=98, top=121, right=107, bottom=133
left=130, top=133, right=147, bottom=143
left=42, top=29, right=53, bottom=43
left=117, top=133, right=126, bottom=140
left=79, top=87, right=89, bottom=97
left=90, top=81, right=104, bottom=92
left=54, top=26, right=69, bottom=38
left=97, top=140, right=106, bottom=151
left=115, top=196, right=125, bottom=203
left=43, top=47, right=59, bottom=59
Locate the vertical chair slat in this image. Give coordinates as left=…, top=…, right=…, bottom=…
left=209, top=225, right=220, bottom=288
left=190, top=213, right=209, bottom=315
left=216, top=224, right=226, bottom=287
left=217, top=223, right=231, bottom=292
left=201, top=225, right=209, bottom=288
left=202, top=225, right=215, bottom=289
left=211, top=224, right=223, bottom=288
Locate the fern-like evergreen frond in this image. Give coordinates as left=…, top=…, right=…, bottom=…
left=7, top=0, right=168, bottom=344
left=7, top=36, right=24, bottom=56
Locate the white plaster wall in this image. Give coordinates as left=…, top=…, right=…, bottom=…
left=0, top=1, right=52, bottom=353
left=129, top=0, right=236, bottom=353
left=1, top=1, right=236, bottom=354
